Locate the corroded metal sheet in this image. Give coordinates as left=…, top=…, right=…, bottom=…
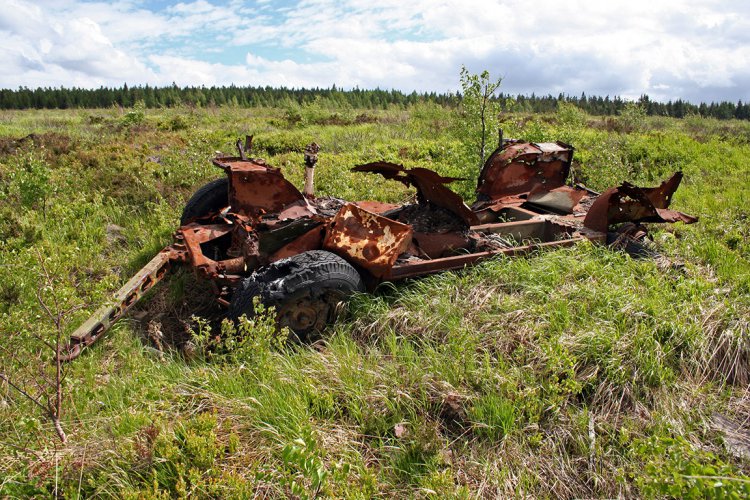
left=527, top=185, right=586, bottom=214
left=323, top=203, right=413, bottom=277
left=412, top=231, right=471, bottom=259
left=353, top=162, right=479, bottom=226
left=583, top=172, right=698, bottom=233
left=213, top=157, right=308, bottom=217
left=477, top=141, right=573, bottom=199
left=269, top=225, right=326, bottom=262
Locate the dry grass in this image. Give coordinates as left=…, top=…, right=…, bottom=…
left=695, top=307, right=750, bottom=386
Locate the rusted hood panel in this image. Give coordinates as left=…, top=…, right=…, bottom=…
left=213, top=156, right=308, bottom=217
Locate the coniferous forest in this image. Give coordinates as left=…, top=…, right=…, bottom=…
left=1, top=83, right=749, bottom=120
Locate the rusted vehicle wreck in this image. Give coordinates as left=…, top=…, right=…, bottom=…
left=61, top=137, right=697, bottom=360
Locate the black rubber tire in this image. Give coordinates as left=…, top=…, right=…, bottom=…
left=228, top=250, right=365, bottom=341
left=606, top=231, right=658, bottom=259
left=180, top=178, right=229, bottom=225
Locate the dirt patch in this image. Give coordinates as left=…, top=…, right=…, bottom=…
left=0, top=133, right=73, bottom=156
left=130, top=270, right=227, bottom=352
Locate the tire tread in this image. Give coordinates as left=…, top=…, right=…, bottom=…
left=228, top=250, right=364, bottom=337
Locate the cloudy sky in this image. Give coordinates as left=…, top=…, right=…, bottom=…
left=1, top=0, right=749, bottom=103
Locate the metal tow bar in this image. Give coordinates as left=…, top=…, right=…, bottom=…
left=59, top=247, right=179, bottom=362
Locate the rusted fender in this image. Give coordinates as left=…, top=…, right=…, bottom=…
left=583, top=172, right=698, bottom=233
left=353, top=162, right=479, bottom=226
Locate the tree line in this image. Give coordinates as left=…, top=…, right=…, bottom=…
left=0, top=83, right=748, bottom=120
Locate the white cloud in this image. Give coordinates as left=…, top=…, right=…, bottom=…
left=147, top=55, right=242, bottom=86
left=0, top=1, right=156, bottom=88
left=0, top=0, right=749, bottom=103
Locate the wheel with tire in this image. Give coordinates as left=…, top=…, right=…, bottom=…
left=228, top=250, right=365, bottom=340
left=180, top=178, right=229, bottom=225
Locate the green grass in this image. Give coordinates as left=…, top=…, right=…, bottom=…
left=0, top=104, right=748, bottom=498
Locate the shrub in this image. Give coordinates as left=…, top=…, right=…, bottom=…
left=188, top=298, right=287, bottom=365
left=14, top=150, right=51, bottom=215
left=617, top=102, right=647, bottom=133
left=120, top=100, right=146, bottom=128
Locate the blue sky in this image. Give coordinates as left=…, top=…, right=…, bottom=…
left=1, top=0, right=749, bottom=103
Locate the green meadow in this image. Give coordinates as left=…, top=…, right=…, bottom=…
left=0, top=101, right=748, bottom=497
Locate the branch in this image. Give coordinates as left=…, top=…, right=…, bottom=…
left=2, top=250, right=73, bottom=444
left=0, top=440, right=45, bottom=462
left=0, top=372, right=51, bottom=416
left=35, top=250, right=60, bottom=316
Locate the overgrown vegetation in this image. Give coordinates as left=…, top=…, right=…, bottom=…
left=0, top=96, right=748, bottom=497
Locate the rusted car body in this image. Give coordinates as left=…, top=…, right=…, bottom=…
left=61, top=137, right=697, bottom=360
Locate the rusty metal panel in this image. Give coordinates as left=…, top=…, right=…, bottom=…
left=323, top=203, right=413, bottom=277
left=526, top=185, right=586, bottom=214
left=269, top=226, right=326, bottom=262
left=353, top=162, right=479, bottom=226
left=477, top=141, right=573, bottom=199
left=412, top=231, right=471, bottom=259
left=214, top=158, right=307, bottom=217
left=274, top=201, right=316, bottom=220
left=583, top=172, right=698, bottom=233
